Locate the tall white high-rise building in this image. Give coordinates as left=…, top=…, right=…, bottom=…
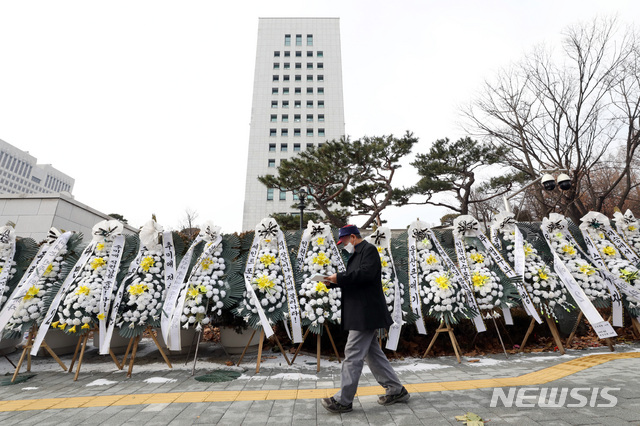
left=0, top=139, right=74, bottom=195
left=242, top=18, right=345, bottom=230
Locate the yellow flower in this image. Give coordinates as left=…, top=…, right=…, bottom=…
left=24, top=285, right=40, bottom=301
left=602, top=246, right=616, bottom=256
left=421, top=238, right=430, bottom=246
left=312, top=252, right=331, bottom=266
left=316, top=237, right=326, bottom=246
left=470, top=252, right=485, bottom=263
left=0, top=267, right=3, bottom=274
left=97, top=313, right=105, bottom=321
left=256, top=275, right=275, bottom=291
left=200, top=257, right=214, bottom=271
left=555, top=232, right=563, bottom=239
left=620, top=268, right=638, bottom=283
left=381, top=259, right=388, bottom=267
left=140, top=256, right=155, bottom=272
left=198, top=285, right=208, bottom=293
left=579, top=264, right=597, bottom=276
left=69, top=325, right=77, bottom=333
left=382, top=280, right=391, bottom=294
left=91, top=257, right=106, bottom=270
left=58, top=322, right=67, bottom=330
left=75, top=285, right=90, bottom=296
left=96, top=243, right=105, bottom=251
left=523, top=243, right=533, bottom=257
left=51, top=321, right=59, bottom=328
left=128, top=283, right=148, bottom=296
left=377, top=246, right=384, bottom=253
left=538, top=268, right=549, bottom=281
left=425, top=254, right=438, bottom=265
left=260, top=254, right=277, bottom=267
left=314, top=282, right=329, bottom=294
left=81, top=323, right=91, bottom=329
left=435, top=275, right=450, bottom=290
left=472, top=272, right=490, bottom=288
left=43, top=263, right=54, bottom=276
left=629, top=225, right=637, bottom=232
left=562, top=244, right=576, bottom=256
left=187, top=286, right=200, bottom=299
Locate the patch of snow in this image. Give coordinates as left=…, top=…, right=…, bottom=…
left=21, top=387, right=38, bottom=390
left=143, top=377, right=177, bottom=384
left=271, top=373, right=319, bottom=380
left=86, top=379, right=118, bottom=386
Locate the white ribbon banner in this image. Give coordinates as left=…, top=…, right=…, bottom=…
left=513, top=228, right=537, bottom=319
left=476, top=232, right=543, bottom=324
left=243, top=234, right=275, bottom=339
left=431, top=231, right=485, bottom=332
left=102, top=250, right=143, bottom=354
left=581, top=231, right=624, bottom=327
left=541, top=227, right=617, bottom=339
left=602, top=225, right=640, bottom=264
left=277, top=230, right=303, bottom=343
left=0, top=233, right=72, bottom=337
left=385, top=241, right=405, bottom=351
left=161, top=236, right=201, bottom=345
left=98, top=235, right=126, bottom=354
left=168, top=236, right=222, bottom=350
left=31, top=242, right=97, bottom=355
left=407, top=230, right=427, bottom=335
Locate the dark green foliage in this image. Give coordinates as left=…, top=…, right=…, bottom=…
left=260, top=132, right=418, bottom=229
left=194, top=370, right=241, bottom=383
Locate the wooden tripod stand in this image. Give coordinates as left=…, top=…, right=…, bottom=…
left=236, top=328, right=291, bottom=373
left=290, top=325, right=341, bottom=372
left=565, top=312, right=614, bottom=351
left=519, top=316, right=566, bottom=354
left=11, top=325, right=67, bottom=383
left=422, top=321, right=462, bottom=363
left=67, top=328, right=121, bottom=381
left=120, top=326, right=173, bottom=377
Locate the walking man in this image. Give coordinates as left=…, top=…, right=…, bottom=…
left=322, top=224, right=409, bottom=414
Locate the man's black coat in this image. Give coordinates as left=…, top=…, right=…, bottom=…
left=334, top=239, right=393, bottom=330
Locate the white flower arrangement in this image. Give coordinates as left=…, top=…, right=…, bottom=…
left=366, top=228, right=404, bottom=315
left=120, top=247, right=165, bottom=329
left=5, top=250, right=66, bottom=333
left=465, top=248, right=505, bottom=311
left=235, top=218, right=288, bottom=327
left=53, top=220, right=130, bottom=334
left=297, top=222, right=342, bottom=333
left=492, top=213, right=570, bottom=318
left=613, top=209, right=640, bottom=254
left=0, top=226, right=18, bottom=308
left=420, top=269, right=471, bottom=324
left=544, top=218, right=608, bottom=303
left=580, top=212, right=640, bottom=312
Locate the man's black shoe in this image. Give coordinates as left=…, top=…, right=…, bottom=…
left=321, top=397, right=353, bottom=413
left=378, top=386, right=410, bottom=405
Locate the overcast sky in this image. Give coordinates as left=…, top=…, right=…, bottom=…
left=1, top=0, right=638, bottom=233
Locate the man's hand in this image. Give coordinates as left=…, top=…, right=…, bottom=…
left=325, top=273, right=337, bottom=284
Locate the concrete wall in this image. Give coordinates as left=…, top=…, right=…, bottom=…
left=0, top=193, right=138, bottom=243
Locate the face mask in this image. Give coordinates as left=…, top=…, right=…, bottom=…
left=343, top=242, right=355, bottom=254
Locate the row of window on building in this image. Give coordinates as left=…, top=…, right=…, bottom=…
left=274, top=62, right=323, bottom=70
left=271, top=100, right=324, bottom=108
left=274, top=50, right=322, bottom=58
left=284, top=34, right=313, bottom=46
left=266, top=187, right=313, bottom=201
left=272, top=87, right=324, bottom=95
left=269, top=128, right=325, bottom=137
left=0, top=151, right=33, bottom=179
left=273, top=74, right=324, bottom=82
left=271, top=113, right=324, bottom=122
left=268, top=142, right=318, bottom=153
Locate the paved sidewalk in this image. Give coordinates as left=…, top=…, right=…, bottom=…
left=1, top=339, right=639, bottom=425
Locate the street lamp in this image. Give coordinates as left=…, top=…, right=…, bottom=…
left=298, top=188, right=307, bottom=230
left=503, top=169, right=572, bottom=213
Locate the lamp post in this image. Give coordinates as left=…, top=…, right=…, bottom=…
left=298, top=188, right=307, bottom=230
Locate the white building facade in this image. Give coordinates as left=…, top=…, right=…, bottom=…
left=0, top=139, right=74, bottom=195
left=242, top=18, right=345, bottom=230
